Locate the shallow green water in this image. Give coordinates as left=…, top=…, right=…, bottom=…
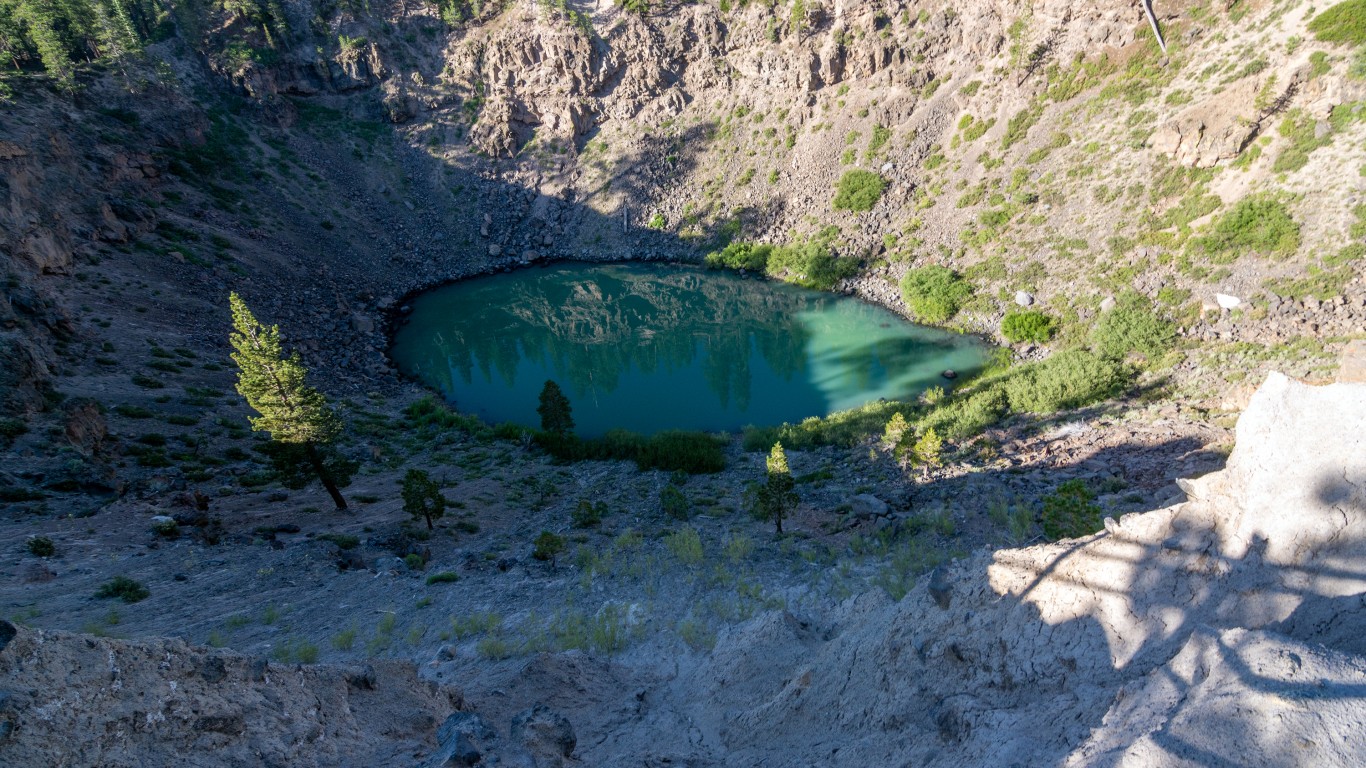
left=391, top=263, right=991, bottom=437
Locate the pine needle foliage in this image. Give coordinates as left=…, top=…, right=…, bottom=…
left=756, top=442, right=799, bottom=534
left=229, top=293, right=339, bottom=445
left=402, top=469, right=446, bottom=530
left=229, top=292, right=350, bottom=509
left=536, top=380, right=574, bottom=435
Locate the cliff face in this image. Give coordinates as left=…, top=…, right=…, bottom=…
left=2, top=0, right=1364, bottom=419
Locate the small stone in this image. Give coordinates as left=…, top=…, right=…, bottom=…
left=942, top=369, right=957, bottom=380
left=1099, top=296, right=1117, bottom=312
left=1014, top=290, right=1034, bottom=307
left=928, top=566, right=952, bottom=609
left=1215, top=293, right=1241, bottom=310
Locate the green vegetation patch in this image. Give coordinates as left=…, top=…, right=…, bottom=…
left=706, top=238, right=859, bottom=291
left=1191, top=194, right=1300, bottom=263
left=1308, top=0, right=1366, bottom=45
left=536, top=430, right=727, bottom=473
left=1091, top=292, right=1176, bottom=360
left=832, top=170, right=887, bottom=212
left=1273, top=109, right=1334, bottom=173
left=899, top=266, right=975, bottom=323
left=1041, top=480, right=1103, bottom=540
left=1000, top=310, right=1057, bottom=343
left=95, top=576, right=149, bottom=604
left=999, top=350, right=1127, bottom=413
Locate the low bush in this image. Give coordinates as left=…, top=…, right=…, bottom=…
left=660, top=484, right=689, bottom=520
left=535, top=429, right=726, bottom=473
left=832, top=169, right=887, bottom=211
left=26, top=536, right=55, bottom=557
left=426, top=571, right=460, bottom=585
left=1000, top=310, right=1056, bottom=343
left=1091, top=293, right=1175, bottom=360
left=0, top=417, right=26, bottom=442
left=705, top=242, right=772, bottom=271
left=151, top=518, right=180, bottom=538
left=765, top=241, right=860, bottom=290
left=900, top=266, right=974, bottom=323
left=572, top=499, right=607, bottom=528
left=1308, top=0, right=1366, bottom=45
left=1191, top=194, right=1300, bottom=262
left=1001, top=349, right=1127, bottom=413
left=1041, top=479, right=1103, bottom=540
left=95, top=576, right=150, bottom=603
left=533, top=531, right=566, bottom=564
left=319, top=533, right=360, bottom=550
left=919, top=387, right=1008, bottom=440
left=742, top=400, right=912, bottom=451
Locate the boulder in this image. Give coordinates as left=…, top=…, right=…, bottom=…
left=850, top=494, right=889, bottom=520
left=423, top=712, right=497, bottom=768
left=1014, top=290, right=1034, bottom=307
left=510, top=705, right=576, bottom=765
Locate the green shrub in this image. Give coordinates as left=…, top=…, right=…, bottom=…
left=536, top=430, right=726, bottom=473
left=26, top=536, right=55, bottom=557
left=404, top=553, right=425, bottom=570
left=919, top=387, right=1008, bottom=440
left=1308, top=0, right=1366, bottom=45
left=743, top=400, right=911, bottom=451
left=95, top=576, right=150, bottom=603
left=664, top=526, right=704, bottom=565
left=705, top=242, right=772, bottom=271
left=764, top=241, right=859, bottom=290
left=660, top=484, right=689, bottom=520
left=572, top=499, right=607, bottom=527
left=533, top=531, right=566, bottom=564
left=1192, top=194, right=1301, bottom=262
left=1001, top=350, right=1127, bottom=413
left=0, top=417, right=26, bottom=442
left=832, top=170, right=887, bottom=211
left=1000, top=310, right=1056, bottom=343
left=899, top=266, right=974, bottom=323
left=907, top=427, right=943, bottom=467
left=426, top=571, right=460, bottom=585
left=1091, top=293, right=1175, bottom=360
left=1041, top=479, right=1103, bottom=540
left=151, top=518, right=180, bottom=538
left=319, top=533, right=360, bottom=550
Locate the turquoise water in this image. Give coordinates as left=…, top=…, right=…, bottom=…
left=390, top=263, right=991, bottom=436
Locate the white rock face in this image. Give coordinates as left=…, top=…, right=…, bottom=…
left=1215, top=292, right=1241, bottom=309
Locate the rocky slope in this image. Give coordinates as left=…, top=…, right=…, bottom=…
left=3, top=370, right=1362, bottom=765
left=2, top=0, right=1366, bottom=764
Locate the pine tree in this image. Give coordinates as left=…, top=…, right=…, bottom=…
left=757, top=442, right=799, bottom=535
left=229, top=292, right=350, bottom=510
left=536, top=379, right=574, bottom=435
left=402, top=468, right=446, bottom=530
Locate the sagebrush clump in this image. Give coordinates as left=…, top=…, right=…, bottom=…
left=1041, top=480, right=1103, bottom=540
left=1000, top=310, right=1056, bottom=343
left=832, top=169, right=887, bottom=211
left=899, top=266, right=974, bottom=323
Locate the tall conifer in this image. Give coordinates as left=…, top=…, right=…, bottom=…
left=229, top=292, right=349, bottom=509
